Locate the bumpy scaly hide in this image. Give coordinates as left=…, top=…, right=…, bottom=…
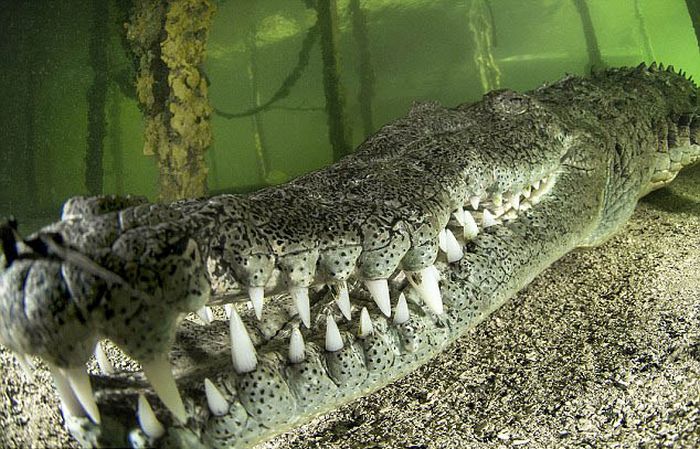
left=0, top=64, right=698, bottom=448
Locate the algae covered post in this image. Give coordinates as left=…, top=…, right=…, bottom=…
left=126, top=0, right=215, bottom=202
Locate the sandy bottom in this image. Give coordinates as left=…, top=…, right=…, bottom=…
left=1, top=165, right=698, bottom=449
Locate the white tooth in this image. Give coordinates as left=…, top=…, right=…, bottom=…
left=438, top=229, right=447, bottom=252
left=408, top=266, right=444, bottom=315
left=522, top=185, right=532, bottom=198
left=288, top=326, right=306, bottom=363
left=364, top=279, right=391, bottom=317
left=462, top=210, right=479, bottom=240
left=492, top=193, right=503, bottom=207
left=64, top=366, right=101, bottom=424
left=453, top=207, right=463, bottom=226
left=228, top=308, right=258, bottom=374
left=49, top=364, right=85, bottom=419
left=394, top=293, right=410, bottom=324
left=393, top=270, right=407, bottom=283
left=503, top=210, right=519, bottom=220
left=248, top=286, right=264, bottom=320
left=224, top=304, right=233, bottom=319
left=444, top=229, right=463, bottom=263
left=428, top=264, right=441, bottom=280
left=142, top=355, right=187, bottom=423
left=197, top=306, right=214, bottom=325
left=358, top=307, right=374, bottom=338
left=511, top=193, right=521, bottom=210
left=290, top=287, right=311, bottom=328
left=95, top=341, right=115, bottom=375
left=17, top=354, right=35, bottom=381
left=204, top=378, right=229, bottom=416
left=335, top=282, right=352, bottom=321
left=482, top=209, right=498, bottom=227
left=469, top=195, right=480, bottom=210
left=325, top=315, right=344, bottom=352
left=137, top=394, right=165, bottom=439
left=532, top=179, right=541, bottom=190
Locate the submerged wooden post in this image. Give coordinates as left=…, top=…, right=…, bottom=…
left=349, top=0, right=375, bottom=137
left=687, top=0, right=700, bottom=55
left=317, top=0, right=352, bottom=160
left=108, top=84, right=124, bottom=195
left=126, top=0, right=215, bottom=202
left=633, top=0, right=655, bottom=61
left=245, top=20, right=271, bottom=183
left=86, top=0, right=109, bottom=196
left=572, top=0, right=604, bottom=71
left=468, top=0, right=501, bottom=94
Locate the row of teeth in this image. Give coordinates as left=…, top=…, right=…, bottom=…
left=130, top=293, right=413, bottom=440
left=18, top=174, right=556, bottom=440
left=203, top=175, right=556, bottom=329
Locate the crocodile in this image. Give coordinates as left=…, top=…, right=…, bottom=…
left=0, top=63, right=698, bottom=448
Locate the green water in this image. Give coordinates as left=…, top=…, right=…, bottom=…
left=0, top=0, right=698, bottom=233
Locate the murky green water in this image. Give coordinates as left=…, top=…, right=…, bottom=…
left=0, top=0, right=698, bottom=233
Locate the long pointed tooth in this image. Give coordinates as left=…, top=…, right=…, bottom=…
left=444, top=229, right=464, bottom=263
left=482, top=209, right=498, bottom=227
left=522, top=185, right=532, bottom=198
left=511, top=193, right=521, bottom=210
left=229, top=308, right=258, bottom=374
left=503, top=209, right=518, bottom=220
left=428, top=264, right=440, bottom=280
left=334, top=282, right=352, bottom=321
left=492, top=193, right=503, bottom=207
left=95, top=341, right=115, bottom=375
left=469, top=195, right=480, bottom=210
left=453, top=206, right=465, bottom=226
left=204, top=378, right=229, bottom=416
left=325, top=315, right=344, bottom=352
left=364, top=279, right=391, bottom=317
left=64, top=366, right=101, bottom=424
left=462, top=210, right=479, bottom=240
left=248, top=286, right=264, bottom=320
left=49, top=364, right=85, bottom=419
left=137, top=394, right=165, bottom=439
left=394, top=293, right=410, bottom=324
left=532, top=179, right=541, bottom=190
left=290, top=287, right=311, bottom=328
left=17, top=354, right=35, bottom=380
left=288, top=326, right=306, bottom=363
left=408, top=266, right=444, bottom=315
left=438, top=229, right=447, bottom=252
left=224, top=303, right=233, bottom=319
left=142, top=356, right=187, bottom=423
left=196, top=306, right=214, bottom=325
left=358, top=307, right=374, bottom=338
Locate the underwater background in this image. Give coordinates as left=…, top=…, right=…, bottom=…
left=0, top=0, right=698, bottom=233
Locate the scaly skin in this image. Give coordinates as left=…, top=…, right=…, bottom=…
left=0, top=64, right=698, bottom=448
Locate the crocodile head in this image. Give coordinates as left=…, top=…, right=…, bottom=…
left=0, top=64, right=697, bottom=448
